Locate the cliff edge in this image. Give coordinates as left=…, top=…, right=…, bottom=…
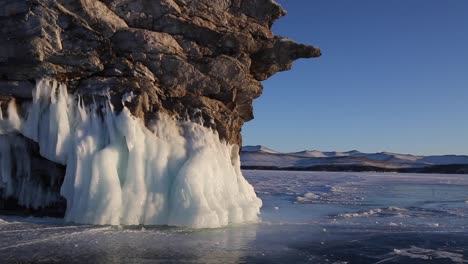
left=0, top=0, right=320, bottom=146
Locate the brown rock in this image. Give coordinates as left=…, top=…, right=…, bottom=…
left=0, top=0, right=321, bottom=146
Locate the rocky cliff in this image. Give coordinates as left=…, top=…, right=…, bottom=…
left=0, top=0, right=320, bottom=146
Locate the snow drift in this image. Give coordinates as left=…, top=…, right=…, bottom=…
left=0, top=79, right=261, bottom=228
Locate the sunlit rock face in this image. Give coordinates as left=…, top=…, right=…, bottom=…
left=0, top=0, right=320, bottom=227
left=0, top=0, right=320, bottom=145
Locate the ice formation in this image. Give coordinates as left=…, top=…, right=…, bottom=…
left=1, top=98, right=62, bottom=209
left=0, top=132, right=62, bottom=209
left=0, top=79, right=262, bottom=228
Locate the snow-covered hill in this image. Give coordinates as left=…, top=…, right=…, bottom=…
left=240, top=145, right=468, bottom=173
left=241, top=145, right=279, bottom=154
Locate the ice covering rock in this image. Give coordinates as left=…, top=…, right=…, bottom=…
left=0, top=100, right=65, bottom=213
left=1, top=80, right=261, bottom=228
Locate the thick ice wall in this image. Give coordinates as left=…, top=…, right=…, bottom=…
left=1, top=79, right=262, bottom=228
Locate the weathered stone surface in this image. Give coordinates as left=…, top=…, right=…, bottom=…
left=0, top=0, right=320, bottom=145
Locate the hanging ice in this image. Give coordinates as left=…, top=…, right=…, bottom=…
left=0, top=99, right=63, bottom=210
left=0, top=79, right=262, bottom=228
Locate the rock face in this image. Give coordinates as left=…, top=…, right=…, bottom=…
left=0, top=0, right=320, bottom=146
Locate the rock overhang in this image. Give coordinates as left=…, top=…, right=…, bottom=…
left=0, top=0, right=321, bottom=145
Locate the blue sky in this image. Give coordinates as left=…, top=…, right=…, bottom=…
left=242, top=0, right=468, bottom=155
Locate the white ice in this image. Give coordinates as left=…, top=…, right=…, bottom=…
left=0, top=79, right=261, bottom=228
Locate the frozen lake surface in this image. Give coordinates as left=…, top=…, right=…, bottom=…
left=1, top=171, right=467, bottom=263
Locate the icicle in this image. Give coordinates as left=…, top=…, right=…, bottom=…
left=0, top=133, right=61, bottom=209
left=7, top=99, right=21, bottom=131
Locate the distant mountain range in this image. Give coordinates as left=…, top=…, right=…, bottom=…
left=241, top=145, right=468, bottom=174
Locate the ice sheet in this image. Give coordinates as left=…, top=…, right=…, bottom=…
left=1, top=170, right=467, bottom=263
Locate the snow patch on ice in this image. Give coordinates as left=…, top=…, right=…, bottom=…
left=296, top=192, right=320, bottom=203
left=339, top=207, right=407, bottom=218
left=339, top=209, right=383, bottom=218
left=393, top=246, right=465, bottom=263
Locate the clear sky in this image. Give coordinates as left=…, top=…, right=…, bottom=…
left=242, top=0, right=468, bottom=155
